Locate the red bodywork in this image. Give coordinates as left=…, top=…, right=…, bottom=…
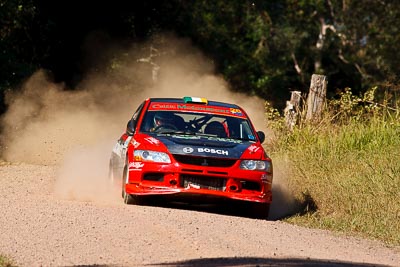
left=110, top=98, right=273, bottom=208
left=122, top=133, right=272, bottom=203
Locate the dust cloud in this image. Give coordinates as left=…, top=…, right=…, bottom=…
left=0, top=33, right=296, bottom=214
left=268, top=155, right=301, bottom=220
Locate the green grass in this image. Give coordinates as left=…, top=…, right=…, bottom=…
left=268, top=92, right=400, bottom=246
left=0, top=255, right=16, bottom=267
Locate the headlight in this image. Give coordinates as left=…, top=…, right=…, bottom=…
left=240, top=160, right=272, bottom=172
left=134, top=150, right=171, bottom=163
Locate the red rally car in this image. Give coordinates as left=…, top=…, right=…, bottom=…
left=109, top=97, right=273, bottom=218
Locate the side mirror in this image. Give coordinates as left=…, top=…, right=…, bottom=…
left=126, top=119, right=136, bottom=136
left=257, top=131, right=265, bottom=143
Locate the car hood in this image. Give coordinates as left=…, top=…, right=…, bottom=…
left=146, top=133, right=261, bottom=159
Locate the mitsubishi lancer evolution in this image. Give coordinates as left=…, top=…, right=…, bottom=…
left=109, top=97, right=273, bottom=218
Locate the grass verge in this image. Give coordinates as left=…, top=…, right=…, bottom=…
left=268, top=88, right=400, bottom=246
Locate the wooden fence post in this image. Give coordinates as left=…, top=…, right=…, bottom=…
left=306, top=74, right=327, bottom=122
left=284, top=91, right=302, bottom=131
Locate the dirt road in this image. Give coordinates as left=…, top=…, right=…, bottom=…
left=1, top=162, right=399, bottom=267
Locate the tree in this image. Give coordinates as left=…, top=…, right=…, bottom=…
left=1, top=0, right=400, bottom=114
left=172, top=1, right=289, bottom=100
left=173, top=0, right=400, bottom=107
left=0, top=0, right=37, bottom=113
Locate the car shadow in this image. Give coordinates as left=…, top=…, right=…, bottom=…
left=135, top=195, right=259, bottom=219
left=149, top=256, right=389, bottom=266
left=131, top=183, right=315, bottom=221
left=70, top=256, right=388, bottom=267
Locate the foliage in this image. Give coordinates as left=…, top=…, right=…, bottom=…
left=0, top=255, right=16, bottom=267
left=0, top=0, right=38, bottom=113
left=167, top=0, right=400, bottom=109
left=269, top=88, right=400, bottom=245
left=1, top=0, right=400, bottom=111
left=173, top=1, right=275, bottom=98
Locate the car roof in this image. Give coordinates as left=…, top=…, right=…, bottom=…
left=148, top=98, right=241, bottom=109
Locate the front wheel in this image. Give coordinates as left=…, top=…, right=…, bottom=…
left=121, top=164, right=143, bottom=205
left=124, top=192, right=136, bottom=205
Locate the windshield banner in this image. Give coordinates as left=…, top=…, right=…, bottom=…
left=148, top=103, right=246, bottom=118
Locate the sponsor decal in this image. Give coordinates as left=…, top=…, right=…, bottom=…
left=230, top=108, right=243, bottom=116
left=248, top=145, right=260, bottom=153
left=207, top=136, right=242, bottom=143
left=185, top=183, right=201, bottom=189
left=144, top=137, right=160, bottom=145
left=151, top=104, right=177, bottom=109
left=198, top=147, right=229, bottom=155
left=131, top=139, right=141, bottom=148
left=173, top=135, right=201, bottom=140
left=183, top=147, right=194, bottom=153
left=148, top=103, right=246, bottom=118
left=129, top=162, right=144, bottom=170
left=176, top=104, right=231, bottom=114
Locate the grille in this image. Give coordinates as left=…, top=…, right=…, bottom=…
left=143, top=173, right=164, bottom=182
left=173, top=154, right=236, bottom=167
left=240, top=180, right=261, bottom=191
left=180, top=175, right=227, bottom=191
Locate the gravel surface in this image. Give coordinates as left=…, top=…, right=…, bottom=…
left=1, top=162, right=399, bottom=267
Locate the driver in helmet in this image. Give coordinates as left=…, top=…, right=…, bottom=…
left=151, top=111, right=176, bottom=131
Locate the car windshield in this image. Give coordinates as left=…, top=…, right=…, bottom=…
left=139, top=110, right=257, bottom=141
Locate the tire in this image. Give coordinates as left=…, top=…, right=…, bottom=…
left=124, top=192, right=136, bottom=205
left=121, top=164, right=141, bottom=205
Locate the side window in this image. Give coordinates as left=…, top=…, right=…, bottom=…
left=240, top=121, right=256, bottom=140
left=226, top=118, right=255, bottom=140
left=132, top=102, right=145, bottom=121
left=126, top=102, right=145, bottom=135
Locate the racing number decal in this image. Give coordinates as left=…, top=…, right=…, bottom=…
left=112, top=143, right=123, bottom=156
left=122, top=136, right=133, bottom=157
left=113, top=136, right=133, bottom=159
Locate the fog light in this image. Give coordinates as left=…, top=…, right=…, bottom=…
left=229, top=185, right=238, bottom=191
left=226, top=179, right=241, bottom=192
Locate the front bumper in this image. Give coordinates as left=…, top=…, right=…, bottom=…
left=125, top=161, right=272, bottom=204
